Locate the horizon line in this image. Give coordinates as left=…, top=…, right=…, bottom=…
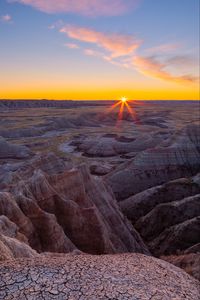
left=0, top=99, right=199, bottom=101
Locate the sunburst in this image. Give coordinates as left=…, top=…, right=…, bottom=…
left=107, top=97, right=140, bottom=125
left=121, top=96, right=127, bottom=103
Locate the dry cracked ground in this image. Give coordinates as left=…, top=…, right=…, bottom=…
left=1, top=254, right=200, bottom=300
left=0, top=100, right=200, bottom=299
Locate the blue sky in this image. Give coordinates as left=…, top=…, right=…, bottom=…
left=0, top=0, right=199, bottom=100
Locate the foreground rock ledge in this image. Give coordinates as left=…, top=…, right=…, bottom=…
left=0, top=254, right=199, bottom=300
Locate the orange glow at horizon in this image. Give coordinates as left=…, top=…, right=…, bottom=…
left=121, top=96, right=128, bottom=103
left=1, top=87, right=199, bottom=101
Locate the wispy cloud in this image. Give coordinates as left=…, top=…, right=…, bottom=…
left=84, top=48, right=130, bottom=69
left=48, top=20, right=64, bottom=30
left=59, top=24, right=198, bottom=84
left=65, top=43, right=80, bottom=49
left=84, top=48, right=101, bottom=57
left=166, top=55, right=196, bottom=68
left=1, top=14, right=12, bottom=23
left=133, top=55, right=198, bottom=84
left=9, top=0, right=139, bottom=16
left=145, top=43, right=180, bottom=55
left=60, top=25, right=141, bottom=57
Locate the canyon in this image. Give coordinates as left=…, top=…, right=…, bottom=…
left=0, top=100, right=199, bottom=299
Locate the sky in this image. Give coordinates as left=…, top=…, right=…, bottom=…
left=0, top=0, right=199, bottom=100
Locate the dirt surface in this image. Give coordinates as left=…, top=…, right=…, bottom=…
left=0, top=253, right=200, bottom=300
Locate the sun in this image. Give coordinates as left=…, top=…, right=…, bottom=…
left=106, top=96, right=143, bottom=125
left=121, top=96, right=128, bottom=103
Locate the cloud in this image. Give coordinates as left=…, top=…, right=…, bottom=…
left=83, top=48, right=130, bottom=69
left=145, top=43, right=180, bottom=55
left=166, top=55, right=196, bottom=68
left=84, top=49, right=101, bottom=56
left=1, top=14, right=12, bottom=23
left=133, top=56, right=197, bottom=84
left=59, top=24, right=197, bottom=85
left=9, top=0, right=139, bottom=16
left=48, top=20, right=64, bottom=30
left=60, top=25, right=141, bottom=57
left=65, top=43, right=79, bottom=49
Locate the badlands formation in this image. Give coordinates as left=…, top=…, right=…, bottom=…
left=0, top=100, right=199, bottom=299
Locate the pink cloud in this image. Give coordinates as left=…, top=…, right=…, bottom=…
left=133, top=56, right=198, bottom=84
left=83, top=48, right=130, bottom=69
left=9, top=0, right=139, bottom=16
left=60, top=25, right=141, bottom=57
left=1, top=14, right=12, bottom=22
left=60, top=24, right=197, bottom=85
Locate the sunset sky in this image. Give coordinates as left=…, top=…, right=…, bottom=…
left=0, top=0, right=199, bottom=100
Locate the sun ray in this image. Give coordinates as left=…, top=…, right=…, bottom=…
left=125, top=101, right=136, bottom=119
left=106, top=100, right=121, bottom=113
left=125, top=101, right=141, bottom=124
left=106, top=97, right=144, bottom=126
left=115, top=101, right=125, bottom=128
left=118, top=101, right=125, bottom=120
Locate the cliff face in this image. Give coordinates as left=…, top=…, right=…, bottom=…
left=118, top=175, right=200, bottom=256
left=120, top=177, right=200, bottom=224
left=105, top=125, right=200, bottom=263
left=0, top=153, right=149, bottom=258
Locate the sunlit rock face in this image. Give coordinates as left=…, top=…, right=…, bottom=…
left=106, top=124, right=200, bottom=200
left=0, top=215, right=38, bottom=261
left=0, top=153, right=149, bottom=258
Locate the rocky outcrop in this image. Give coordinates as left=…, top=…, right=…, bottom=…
left=0, top=234, right=37, bottom=261
left=135, top=195, right=200, bottom=243
left=0, top=253, right=199, bottom=300
left=162, top=253, right=200, bottom=281
left=0, top=153, right=149, bottom=257
left=0, top=192, right=36, bottom=245
left=118, top=173, right=200, bottom=258
left=0, top=137, right=32, bottom=159
left=0, top=215, right=27, bottom=242
left=106, top=124, right=200, bottom=200
left=90, top=163, right=114, bottom=176
left=0, top=216, right=37, bottom=261
left=120, top=177, right=200, bottom=224
left=148, top=216, right=200, bottom=256
left=185, top=243, right=200, bottom=254
left=73, top=134, right=162, bottom=157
